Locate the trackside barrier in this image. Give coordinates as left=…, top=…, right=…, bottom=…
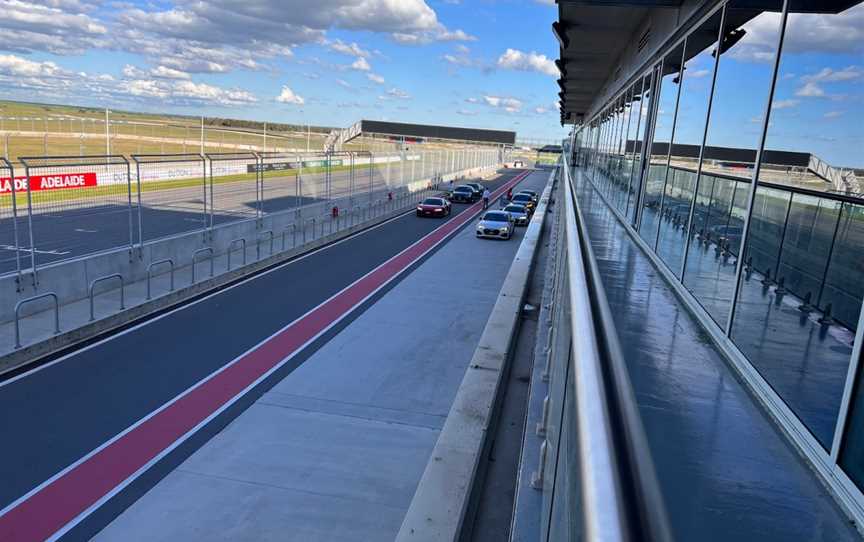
left=146, top=259, right=174, bottom=300
left=1, top=158, right=502, bottom=361
left=88, top=273, right=124, bottom=321
left=227, top=238, right=246, bottom=270
left=0, top=157, right=23, bottom=280
left=19, top=155, right=132, bottom=282
left=132, top=154, right=207, bottom=245
left=14, top=292, right=58, bottom=348
left=257, top=230, right=274, bottom=260
left=191, top=247, right=214, bottom=284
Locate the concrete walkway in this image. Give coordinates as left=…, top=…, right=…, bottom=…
left=91, top=171, right=550, bottom=541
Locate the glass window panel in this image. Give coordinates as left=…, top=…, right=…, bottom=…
left=682, top=0, right=783, bottom=326
left=731, top=1, right=863, bottom=452
left=640, top=44, right=685, bottom=248
left=626, top=72, right=654, bottom=223
left=655, top=9, right=723, bottom=277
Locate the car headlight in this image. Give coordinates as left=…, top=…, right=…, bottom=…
left=501, top=227, right=509, bottom=232
left=417, top=206, right=423, bottom=211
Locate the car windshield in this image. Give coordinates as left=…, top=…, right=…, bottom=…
left=512, top=195, right=531, bottom=202
left=483, top=212, right=509, bottom=222
left=504, top=205, right=525, bottom=213
left=455, top=186, right=472, bottom=192
left=422, top=198, right=443, bottom=205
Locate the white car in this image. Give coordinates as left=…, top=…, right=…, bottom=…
left=476, top=210, right=515, bottom=240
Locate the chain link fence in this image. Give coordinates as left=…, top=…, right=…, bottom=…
left=0, top=147, right=502, bottom=278
left=132, top=154, right=207, bottom=244
left=19, top=155, right=132, bottom=280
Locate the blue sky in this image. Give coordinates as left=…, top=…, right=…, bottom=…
left=0, top=0, right=567, bottom=141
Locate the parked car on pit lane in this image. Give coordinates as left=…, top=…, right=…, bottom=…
left=451, top=185, right=480, bottom=203
left=465, top=183, right=486, bottom=196
left=476, top=210, right=515, bottom=240
left=510, top=193, right=536, bottom=214
left=416, top=197, right=451, bottom=218
left=502, top=203, right=530, bottom=226
left=516, top=189, right=539, bottom=204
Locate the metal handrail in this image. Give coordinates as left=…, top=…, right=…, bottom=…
left=14, top=292, right=59, bottom=348
left=304, top=218, right=316, bottom=243
left=227, top=238, right=246, bottom=270
left=561, top=154, right=672, bottom=542
left=257, top=230, right=274, bottom=260
left=89, top=273, right=124, bottom=321
left=146, top=258, right=175, bottom=300
left=191, top=247, right=214, bottom=284
left=282, top=224, right=296, bottom=250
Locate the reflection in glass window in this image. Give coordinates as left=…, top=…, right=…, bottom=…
left=730, top=1, right=863, bottom=452
left=654, top=9, right=723, bottom=278
left=626, top=74, right=653, bottom=223
left=640, top=44, right=685, bottom=249
left=682, top=0, right=784, bottom=327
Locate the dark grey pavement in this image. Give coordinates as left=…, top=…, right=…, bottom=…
left=571, top=169, right=859, bottom=541
left=0, top=169, right=528, bottom=540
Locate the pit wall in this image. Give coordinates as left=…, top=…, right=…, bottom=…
left=0, top=163, right=499, bottom=338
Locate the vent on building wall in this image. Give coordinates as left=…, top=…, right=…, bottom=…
left=637, top=27, right=651, bottom=53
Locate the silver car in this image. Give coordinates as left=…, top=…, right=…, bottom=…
left=476, top=210, right=515, bottom=240
left=502, top=203, right=530, bottom=226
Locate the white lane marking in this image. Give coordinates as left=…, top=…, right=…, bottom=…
left=5, top=171, right=532, bottom=540
left=0, top=244, right=70, bottom=255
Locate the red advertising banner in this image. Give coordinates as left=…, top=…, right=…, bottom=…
left=0, top=173, right=98, bottom=194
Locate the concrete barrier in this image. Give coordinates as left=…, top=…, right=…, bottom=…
left=0, top=165, right=501, bottom=369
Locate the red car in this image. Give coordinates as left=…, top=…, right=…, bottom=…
left=416, top=197, right=451, bottom=217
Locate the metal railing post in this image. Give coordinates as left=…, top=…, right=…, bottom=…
left=15, top=292, right=59, bottom=348
left=89, top=273, right=124, bottom=321
left=191, top=247, right=215, bottom=284
left=227, top=238, right=246, bottom=270
left=146, top=259, right=175, bottom=300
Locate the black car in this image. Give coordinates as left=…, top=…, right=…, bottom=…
left=510, top=193, right=536, bottom=213
left=451, top=185, right=479, bottom=203
left=465, top=183, right=486, bottom=196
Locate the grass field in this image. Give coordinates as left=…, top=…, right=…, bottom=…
left=0, top=100, right=331, bottom=161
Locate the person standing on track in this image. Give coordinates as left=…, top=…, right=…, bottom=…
left=482, top=188, right=490, bottom=209
left=506, top=187, right=513, bottom=201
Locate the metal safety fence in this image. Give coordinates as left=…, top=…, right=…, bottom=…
left=0, top=147, right=503, bottom=280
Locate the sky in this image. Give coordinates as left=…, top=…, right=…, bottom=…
left=595, top=3, right=863, bottom=169
left=0, top=0, right=567, bottom=141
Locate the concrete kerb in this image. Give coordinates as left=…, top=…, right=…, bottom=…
left=396, top=170, right=555, bottom=542
left=0, top=165, right=500, bottom=375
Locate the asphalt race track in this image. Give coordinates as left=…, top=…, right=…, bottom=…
left=0, top=167, right=539, bottom=541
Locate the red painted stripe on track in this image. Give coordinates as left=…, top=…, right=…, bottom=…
left=0, top=170, right=531, bottom=541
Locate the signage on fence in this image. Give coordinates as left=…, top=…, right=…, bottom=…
left=247, top=159, right=345, bottom=173
left=0, top=173, right=98, bottom=194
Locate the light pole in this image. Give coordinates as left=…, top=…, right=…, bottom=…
left=105, top=108, right=110, bottom=155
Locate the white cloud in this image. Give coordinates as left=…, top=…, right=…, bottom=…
left=465, top=97, right=478, bottom=104
left=327, top=39, right=370, bottom=57
left=385, top=87, right=410, bottom=99
left=0, top=0, right=108, bottom=54
left=457, top=109, right=477, bottom=116
left=351, top=57, right=371, bottom=71
left=0, top=54, right=62, bottom=77
left=824, top=111, right=843, bottom=119
left=150, top=65, right=191, bottom=80
left=173, top=80, right=257, bottom=105
left=688, top=69, right=710, bottom=79
left=275, top=85, right=305, bottom=105
left=336, top=78, right=351, bottom=88
left=455, top=44, right=470, bottom=54
left=483, top=95, right=523, bottom=113
left=795, top=81, right=824, bottom=97
left=496, top=48, right=557, bottom=77
left=367, top=73, right=385, bottom=84
left=771, top=98, right=799, bottom=109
